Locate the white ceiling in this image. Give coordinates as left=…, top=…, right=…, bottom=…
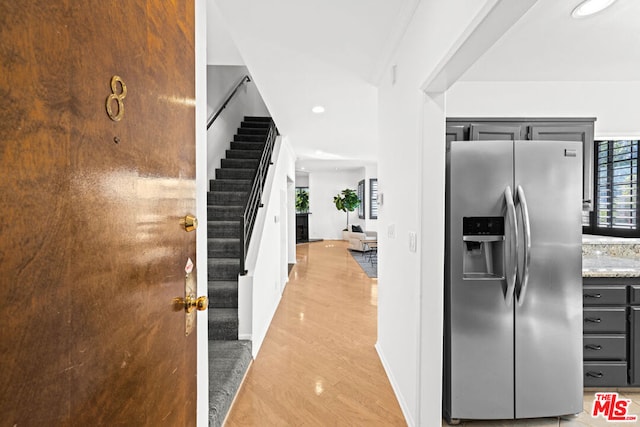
left=209, top=0, right=640, bottom=171
left=461, top=0, right=640, bottom=81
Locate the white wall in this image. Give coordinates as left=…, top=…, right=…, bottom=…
left=376, top=1, right=493, bottom=426
left=237, top=137, right=297, bottom=356
left=206, top=65, right=270, bottom=182
left=295, top=172, right=309, bottom=188
left=447, top=81, right=640, bottom=139
left=308, top=169, right=366, bottom=240
left=206, top=1, right=244, bottom=66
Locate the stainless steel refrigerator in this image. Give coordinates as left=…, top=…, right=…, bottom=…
left=443, top=140, right=583, bottom=423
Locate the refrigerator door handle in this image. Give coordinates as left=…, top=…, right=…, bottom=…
left=504, top=186, right=518, bottom=305
left=516, top=185, right=531, bottom=306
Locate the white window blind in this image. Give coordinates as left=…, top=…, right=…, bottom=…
left=595, top=140, right=638, bottom=230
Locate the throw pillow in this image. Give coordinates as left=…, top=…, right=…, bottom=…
left=352, top=225, right=363, bottom=233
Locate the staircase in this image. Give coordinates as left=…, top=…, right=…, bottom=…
left=207, top=116, right=274, bottom=426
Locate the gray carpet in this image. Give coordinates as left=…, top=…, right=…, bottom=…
left=348, top=249, right=377, bottom=278
left=209, top=340, right=252, bottom=427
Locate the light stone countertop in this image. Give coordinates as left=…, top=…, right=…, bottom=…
left=582, top=235, right=640, bottom=278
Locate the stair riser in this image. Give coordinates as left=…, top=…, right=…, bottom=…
left=215, top=169, right=255, bottom=180
left=208, top=318, right=238, bottom=340
left=237, top=128, right=269, bottom=136
left=225, top=149, right=262, bottom=160
left=208, top=222, right=242, bottom=238
left=208, top=206, right=244, bottom=221
left=208, top=284, right=238, bottom=308
left=207, top=192, right=247, bottom=206
left=241, top=121, right=270, bottom=129
left=209, top=297, right=238, bottom=309
left=208, top=263, right=240, bottom=280
left=208, top=243, right=241, bottom=258
left=220, top=159, right=259, bottom=169
left=243, top=116, right=272, bottom=123
left=210, top=180, right=252, bottom=192
left=230, top=141, right=265, bottom=151
left=233, top=134, right=265, bottom=143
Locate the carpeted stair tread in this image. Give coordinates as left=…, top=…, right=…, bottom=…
left=240, top=120, right=270, bottom=129
left=243, top=116, right=272, bottom=122
left=230, top=141, right=265, bottom=151
left=208, top=340, right=252, bottom=427
left=208, top=280, right=238, bottom=308
left=208, top=191, right=248, bottom=206
left=208, top=205, right=244, bottom=220
left=237, top=127, right=269, bottom=136
left=225, top=149, right=263, bottom=159
left=215, top=168, right=256, bottom=180
left=210, top=179, right=252, bottom=192
left=233, top=134, right=265, bottom=143
left=220, top=158, right=260, bottom=169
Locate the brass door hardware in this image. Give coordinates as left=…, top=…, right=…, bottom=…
left=180, top=214, right=198, bottom=232
left=176, top=294, right=208, bottom=313
left=175, top=258, right=206, bottom=336
left=106, top=75, right=127, bottom=121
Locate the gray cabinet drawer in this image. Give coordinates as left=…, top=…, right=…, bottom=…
left=583, top=334, right=626, bottom=361
left=630, top=285, right=640, bottom=305
left=584, top=362, right=627, bottom=387
left=583, top=285, right=627, bottom=306
left=584, top=308, right=626, bottom=333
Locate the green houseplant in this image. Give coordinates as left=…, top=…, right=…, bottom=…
left=333, top=188, right=360, bottom=230
left=295, top=189, right=309, bottom=213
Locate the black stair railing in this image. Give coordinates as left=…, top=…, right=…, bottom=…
left=239, top=120, right=277, bottom=275
left=206, top=75, right=251, bottom=130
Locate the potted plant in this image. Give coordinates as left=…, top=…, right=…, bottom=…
left=333, top=188, right=360, bottom=231
left=295, top=189, right=309, bottom=213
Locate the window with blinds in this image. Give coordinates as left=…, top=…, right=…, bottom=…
left=594, top=140, right=638, bottom=234
left=369, top=178, right=378, bottom=220
left=357, top=180, right=365, bottom=219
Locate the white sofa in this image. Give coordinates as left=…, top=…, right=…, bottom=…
left=342, top=225, right=377, bottom=252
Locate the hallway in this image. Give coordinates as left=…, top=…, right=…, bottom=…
left=225, top=240, right=406, bottom=426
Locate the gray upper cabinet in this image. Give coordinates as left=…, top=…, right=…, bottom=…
left=529, top=124, right=594, bottom=209
left=470, top=123, right=524, bottom=141
left=447, top=117, right=596, bottom=211
left=446, top=126, right=465, bottom=143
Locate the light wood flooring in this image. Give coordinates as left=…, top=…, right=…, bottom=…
left=225, top=240, right=406, bottom=426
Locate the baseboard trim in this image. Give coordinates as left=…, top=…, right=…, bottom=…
left=238, top=333, right=252, bottom=341
left=375, top=342, right=415, bottom=427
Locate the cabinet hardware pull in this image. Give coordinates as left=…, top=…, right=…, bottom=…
left=586, top=371, right=604, bottom=378
left=585, top=293, right=602, bottom=298
left=585, top=317, right=602, bottom=323
left=585, top=344, right=602, bottom=350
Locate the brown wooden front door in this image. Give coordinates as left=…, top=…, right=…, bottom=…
left=0, top=2, right=197, bottom=425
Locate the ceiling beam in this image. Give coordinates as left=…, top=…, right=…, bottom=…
left=422, top=0, right=538, bottom=93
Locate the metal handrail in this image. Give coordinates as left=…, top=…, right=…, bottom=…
left=239, top=120, right=277, bottom=275
left=206, top=75, right=251, bottom=130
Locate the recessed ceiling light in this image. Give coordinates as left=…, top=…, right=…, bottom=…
left=571, top=0, right=617, bottom=18
left=311, top=105, right=325, bottom=114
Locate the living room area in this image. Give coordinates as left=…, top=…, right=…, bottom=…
left=295, top=163, right=379, bottom=277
